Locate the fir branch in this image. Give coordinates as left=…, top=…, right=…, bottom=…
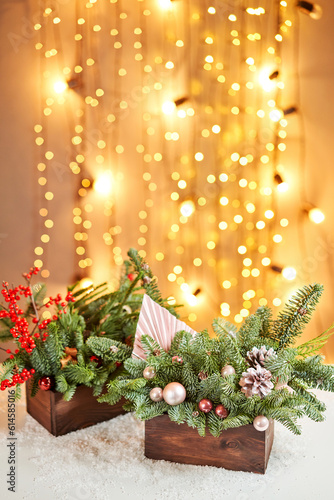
left=264, top=348, right=297, bottom=383
left=207, top=411, right=225, bottom=437
left=292, top=356, right=334, bottom=392
left=183, top=402, right=207, bottom=436
left=124, top=357, right=147, bottom=378
left=264, top=408, right=302, bottom=435
left=212, top=318, right=238, bottom=339
left=167, top=403, right=186, bottom=423
left=296, top=322, right=334, bottom=358
left=272, top=283, right=324, bottom=350
left=237, top=314, right=262, bottom=355
left=221, top=415, right=253, bottom=430
left=63, top=384, right=77, bottom=401
left=256, top=306, right=273, bottom=338
left=55, top=373, right=69, bottom=393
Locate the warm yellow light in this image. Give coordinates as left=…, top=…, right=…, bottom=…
left=269, top=109, right=283, bottom=122
left=282, top=267, right=297, bottom=281
left=258, top=68, right=276, bottom=92
left=238, top=246, right=247, bottom=255
left=162, top=101, right=176, bottom=114
left=185, top=293, right=198, bottom=307
left=93, top=170, right=113, bottom=196
left=53, top=80, right=67, bottom=94
left=308, top=207, right=325, bottom=224
left=180, top=200, right=195, bottom=217
left=159, top=0, right=173, bottom=8
left=277, top=182, right=289, bottom=193
left=79, top=278, right=93, bottom=290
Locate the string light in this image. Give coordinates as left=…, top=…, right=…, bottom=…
left=31, top=0, right=322, bottom=328
left=180, top=199, right=195, bottom=217
left=93, top=171, right=113, bottom=196
left=282, top=267, right=297, bottom=281
left=53, top=81, right=68, bottom=94
left=307, top=207, right=325, bottom=224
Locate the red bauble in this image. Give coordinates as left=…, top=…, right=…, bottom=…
left=198, top=399, right=213, bottom=413
left=38, top=376, right=52, bottom=391
left=215, top=404, right=229, bottom=419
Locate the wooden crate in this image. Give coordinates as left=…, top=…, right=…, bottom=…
left=145, top=414, right=274, bottom=474
left=26, top=382, right=126, bottom=436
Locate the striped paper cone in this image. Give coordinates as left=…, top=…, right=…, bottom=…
left=132, top=294, right=197, bottom=360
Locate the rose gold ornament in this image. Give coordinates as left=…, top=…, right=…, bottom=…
left=215, top=404, right=229, bottom=419
left=275, top=381, right=294, bottom=394
left=198, top=399, right=213, bottom=413
left=149, top=387, right=163, bottom=402
left=221, top=364, right=236, bottom=377
left=172, top=355, right=183, bottom=364
left=253, top=415, right=269, bottom=431
left=143, top=366, right=156, bottom=380
left=163, top=382, right=186, bottom=405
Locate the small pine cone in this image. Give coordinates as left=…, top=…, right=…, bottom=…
left=198, top=371, right=208, bottom=380
left=110, top=345, right=119, bottom=353
left=143, top=276, right=151, bottom=285
left=192, top=411, right=199, bottom=417
left=239, top=365, right=274, bottom=399
left=245, top=345, right=276, bottom=368
left=298, top=307, right=308, bottom=316
left=141, top=263, right=150, bottom=271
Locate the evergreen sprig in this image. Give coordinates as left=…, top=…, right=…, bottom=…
left=104, top=283, right=334, bottom=436
left=1, top=249, right=177, bottom=400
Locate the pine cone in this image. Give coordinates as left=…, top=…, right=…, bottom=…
left=239, top=366, right=274, bottom=398
left=245, top=345, right=276, bottom=368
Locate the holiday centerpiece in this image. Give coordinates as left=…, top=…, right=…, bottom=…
left=101, top=284, right=334, bottom=473
left=0, top=248, right=179, bottom=435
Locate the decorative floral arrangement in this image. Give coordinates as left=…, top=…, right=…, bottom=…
left=0, top=249, right=178, bottom=400
left=101, top=284, right=334, bottom=435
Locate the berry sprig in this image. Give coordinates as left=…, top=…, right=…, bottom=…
left=0, top=368, right=35, bottom=391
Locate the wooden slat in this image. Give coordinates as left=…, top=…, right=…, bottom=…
left=145, top=415, right=274, bottom=474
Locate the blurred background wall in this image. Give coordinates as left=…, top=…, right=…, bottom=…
left=1, top=0, right=334, bottom=360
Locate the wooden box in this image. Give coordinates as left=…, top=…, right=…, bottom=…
left=145, top=414, right=274, bottom=474
left=26, top=382, right=126, bottom=436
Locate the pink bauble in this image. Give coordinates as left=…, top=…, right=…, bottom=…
left=275, top=381, right=294, bottom=394
left=163, top=382, right=186, bottom=405
left=143, top=366, right=156, bottom=380
left=253, top=415, right=269, bottom=431
left=150, top=387, right=163, bottom=402
left=198, top=399, right=213, bottom=413
left=172, top=355, right=183, bottom=364
left=221, top=365, right=236, bottom=377
left=215, top=404, right=229, bottom=419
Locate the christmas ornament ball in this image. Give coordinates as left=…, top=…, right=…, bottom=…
left=198, top=398, right=213, bottom=413
left=221, top=364, right=236, bottom=377
left=253, top=415, right=269, bottom=431
left=150, top=387, right=164, bottom=402
left=38, top=376, right=52, bottom=391
left=163, top=382, right=186, bottom=405
left=143, top=366, right=156, bottom=380
left=215, top=404, right=229, bottom=419
left=172, top=355, right=183, bottom=364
